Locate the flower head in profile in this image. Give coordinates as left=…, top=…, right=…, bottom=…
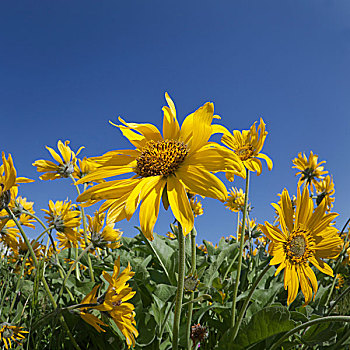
left=315, top=175, right=335, bottom=212
left=76, top=93, right=243, bottom=239
left=335, top=273, right=345, bottom=289
left=260, top=186, right=342, bottom=306
left=221, top=118, right=273, bottom=180
left=189, top=196, right=204, bottom=218
left=80, top=257, right=138, bottom=348
left=73, top=157, right=100, bottom=184
left=32, top=140, right=84, bottom=180
left=42, top=200, right=81, bottom=242
left=86, top=211, right=122, bottom=249
left=0, top=323, right=28, bottom=350
left=292, top=151, right=328, bottom=190
left=0, top=153, right=33, bottom=210
left=224, top=187, right=247, bottom=213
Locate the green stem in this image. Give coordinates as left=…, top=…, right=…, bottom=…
left=5, top=207, right=82, bottom=350
left=186, top=227, right=197, bottom=349
left=270, top=316, right=350, bottom=350
left=69, top=175, right=94, bottom=282
left=57, top=243, right=94, bottom=301
left=230, top=262, right=271, bottom=341
left=327, top=285, right=350, bottom=316
left=172, top=225, right=186, bottom=350
left=231, top=169, right=250, bottom=328
left=223, top=252, right=239, bottom=280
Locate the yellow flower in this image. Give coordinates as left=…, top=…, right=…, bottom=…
left=335, top=274, right=345, bottom=289
left=166, top=231, right=176, bottom=240
left=221, top=118, right=273, bottom=180
left=73, top=157, right=100, bottom=183
left=86, top=211, right=122, bottom=249
left=0, top=153, right=33, bottom=210
left=190, top=196, right=203, bottom=217
left=225, top=187, right=246, bottom=212
left=32, top=140, right=84, bottom=180
left=315, top=175, right=335, bottom=212
left=42, top=200, right=81, bottom=242
left=260, top=186, right=342, bottom=306
left=292, top=151, right=328, bottom=190
left=76, top=93, right=243, bottom=239
left=95, top=257, right=138, bottom=348
left=0, top=323, right=28, bottom=349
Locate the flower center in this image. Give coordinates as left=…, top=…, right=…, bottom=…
left=235, top=145, right=254, bottom=161
left=53, top=215, right=65, bottom=232
left=58, top=162, right=75, bottom=178
left=284, top=229, right=312, bottom=264
left=135, top=140, right=188, bottom=177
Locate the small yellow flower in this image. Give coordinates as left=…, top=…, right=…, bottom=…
left=96, top=257, right=138, bottom=348
left=335, top=274, right=345, bottom=289
left=225, top=187, right=246, bottom=212
left=86, top=211, right=122, bottom=249
left=166, top=231, right=176, bottom=240
left=33, top=140, right=84, bottom=180
left=73, top=157, right=100, bottom=183
left=260, top=186, right=342, bottom=306
left=190, top=196, right=203, bottom=217
left=42, top=200, right=81, bottom=242
left=315, top=175, right=335, bottom=212
left=292, top=151, right=328, bottom=190
left=0, top=323, right=28, bottom=349
left=0, top=153, right=33, bottom=210
left=221, top=118, right=273, bottom=180
left=76, top=93, right=243, bottom=239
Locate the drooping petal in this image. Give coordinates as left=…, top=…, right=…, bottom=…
left=167, top=175, right=194, bottom=235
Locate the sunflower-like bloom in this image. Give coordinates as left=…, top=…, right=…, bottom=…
left=86, top=211, right=122, bottom=249
left=32, top=140, right=84, bottom=180
left=73, top=157, right=100, bottom=183
left=260, top=186, right=343, bottom=305
left=0, top=220, right=20, bottom=250
left=335, top=273, right=345, bottom=289
left=0, top=153, right=33, bottom=210
left=76, top=93, right=243, bottom=239
left=292, top=151, right=328, bottom=190
left=190, top=197, right=203, bottom=218
left=80, top=257, right=138, bottom=348
left=8, top=238, right=42, bottom=275
left=221, top=118, right=273, bottom=180
left=0, top=323, right=28, bottom=349
left=42, top=200, right=81, bottom=242
left=315, top=175, right=335, bottom=212
left=224, top=187, right=246, bottom=212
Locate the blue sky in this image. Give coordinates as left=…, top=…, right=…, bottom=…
left=1, top=1, right=350, bottom=243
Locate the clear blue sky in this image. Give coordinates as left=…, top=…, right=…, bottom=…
left=1, top=1, right=350, bottom=242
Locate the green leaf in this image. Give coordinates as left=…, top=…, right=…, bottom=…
left=219, top=306, right=297, bottom=350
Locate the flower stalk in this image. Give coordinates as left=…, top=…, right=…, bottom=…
left=186, top=226, right=197, bottom=349
left=172, top=225, right=186, bottom=350
left=231, top=168, right=250, bottom=328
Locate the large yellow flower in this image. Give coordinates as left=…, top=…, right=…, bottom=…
left=76, top=93, right=243, bottom=239
left=32, top=140, right=84, bottom=180
left=292, top=151, right=328, bottom=190
left=260, top=186, right=342, bottom=305
left=221, top=118, right=273, bottom=180
left=0, top=323, right=28, bottom=350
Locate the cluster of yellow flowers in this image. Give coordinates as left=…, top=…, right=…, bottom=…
left=0, top=92, right=347, bottom=349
